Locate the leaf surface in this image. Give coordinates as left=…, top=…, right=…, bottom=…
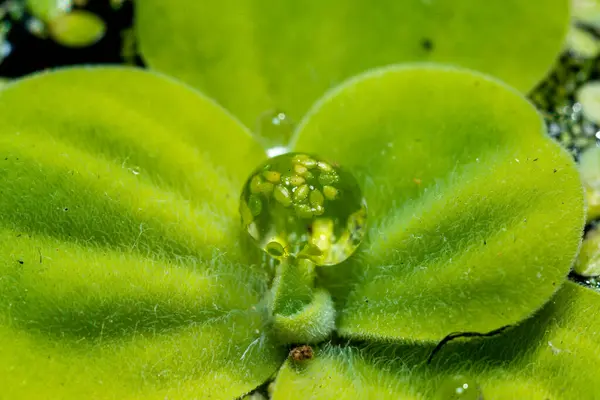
left=0, top=67, right=283, bottom=399
left=293, top=65, right=584, bottom=342
left=272, top=282, right=600, bottom=400
left=136, top=0, right=569, bottom=127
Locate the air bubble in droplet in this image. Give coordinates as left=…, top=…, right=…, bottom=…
left=240, top=152, right=367, bottom=266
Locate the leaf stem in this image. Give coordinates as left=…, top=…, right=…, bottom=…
left=269, top=257, right=336, bottom=344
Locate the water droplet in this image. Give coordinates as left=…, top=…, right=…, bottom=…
left=435, top=376, right=482, bottom=400
left=256, top=110, right=294, bottom=157
left=548, top=340, right=562, bottom=355
left=240, top=152, right=367, bottom=266
left=436, top=375, right=483, bottom=400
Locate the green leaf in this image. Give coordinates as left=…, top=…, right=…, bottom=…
left=272, top=288, right=336, bottom=345
left=271, top=258, right=315, bottom=317
left=573, top=0, right=600, bottom=28
left=268, top=258, right=336, bottom=345
left=27, top=0, right=68, bottom=22
left=271, top=282, right=600, bottom=399
left=48, top=10, right=107, bottom=48
left=574, top=226, right=600, bottom=277
left=577, top=143, right=600, bottom=221
left=0, top=67, right=284, bottom=398
left=136, top=0, right=569, bottom=128
left=293, top=65, right=584, bottom=342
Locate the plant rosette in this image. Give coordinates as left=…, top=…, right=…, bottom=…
left=0, top=63, right=592, bottom=400
left=1, top=0, right=598, bottom=399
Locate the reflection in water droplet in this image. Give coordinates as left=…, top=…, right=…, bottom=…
left=240, top=153, right=367, bottom=266
left=436, top=376, right=482, bottom=400
left=266, top=146, right=288, bottom=158
left=256, top=110, right=294, bottom=157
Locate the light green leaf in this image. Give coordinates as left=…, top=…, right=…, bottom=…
left=577, top=145, right=600, bottom=221
left=27, top=0, right=70, bottom=22
left=574, top=226, right=600, bottom=276
left=573, top=0, right=600, bottom=27
left=271, top=282, right=600, bottom=400
left=293, top=65, right=584, bottom=342
left=272, top=289, right=336, bottom=345
left=136, top=0, right=569, bottom=128
left=48, top=10, right=106, bottom=48
left=0, top=67, right=284, bottom=399
left=576, top=81, right=600, bottom=126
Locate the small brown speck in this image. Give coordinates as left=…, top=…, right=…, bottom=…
left=289, top=345, right=314, bottom=362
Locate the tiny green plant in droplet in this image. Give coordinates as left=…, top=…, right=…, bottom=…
left=241, top=152, right=366, bottom=265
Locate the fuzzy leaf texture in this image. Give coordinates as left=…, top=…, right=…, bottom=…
left=135, top=0, right=570, bottom=127
left=292, top=65, right=585, bottom=343
left=0, top=68, right=284, bottom=400
left=272, top=282, right=600, bottom=400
